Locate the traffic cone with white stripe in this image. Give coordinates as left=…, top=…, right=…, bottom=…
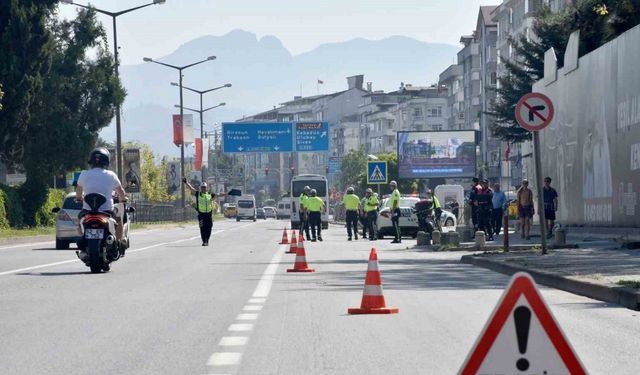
left=348, top=248, right=398, bottom=314
left=298, top=232, right=304, bottom=244
left=279, top=227, right=289, bottom=244
left=286, top=231, right=298, bottom=254
left=287, top=239, right=315, bottom=272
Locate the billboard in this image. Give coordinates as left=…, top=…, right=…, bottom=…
left=397, top=131, right=476, bottom=179
left=167, top=161, right=181, bottom=195
left=123, top=148, right=141, bottom=193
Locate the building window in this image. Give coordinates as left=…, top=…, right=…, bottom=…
left=413, top=108, right=422, bottom=117
left=490, top=72, right=497, bottom=85
left=388, top=137, right=394, bottom=146
left=432, top=124, right=443, bottom=131
left=524, top=0, right=529, bottom=14
left=427, top=106, right=442, bottom=117
left=509, top=8, right=513, bottom=24
left=401, top=110, right=407, bottom=121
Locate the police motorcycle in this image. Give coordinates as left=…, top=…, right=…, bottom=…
left=76, top=193, right=135, bottom=273
left=414, top=198, right=438, bottom=235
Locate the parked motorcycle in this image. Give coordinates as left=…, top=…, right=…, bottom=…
left=76, top=193, right=134, bottom=273
left=414, top=198, right=438, bottom=235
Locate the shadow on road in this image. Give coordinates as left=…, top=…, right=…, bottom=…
left=17, top=271, right=90, bottom=276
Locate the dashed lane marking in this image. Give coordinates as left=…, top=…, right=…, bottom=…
left=218, top=337, right=249, bottom=347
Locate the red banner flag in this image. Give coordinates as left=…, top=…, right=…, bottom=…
left=172, top=115, right=183, bottom=147
left=194, top=138, right=203, bottom=171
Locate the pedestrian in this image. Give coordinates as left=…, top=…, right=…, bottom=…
left=543, top=177, right=559, bottom=239
left=183, top=177, right=216, bottom=246
left=389, top=180, right=402, bottom=243
left=469, top=177, right=480, bottom=231
left=306, top=189, right=325, bottom=242
left=363, top=188, right=379, bottom=241
left=299, top=186, right=311, bottom=240
left=359, top=196, right=369, bottom=238
left=426, top=189, right=442, bottom=231
left=342, top=187, right=360, bottom=241
left=476, top=179, right=494, bottom=241
left=517, top=179, right=534, bottom=240
left=491, top=183, right=507, bottom=236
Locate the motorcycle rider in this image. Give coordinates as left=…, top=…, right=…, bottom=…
left=75, top=148, right=127, bottom=258
left=426, top=189, right=443, bottom=231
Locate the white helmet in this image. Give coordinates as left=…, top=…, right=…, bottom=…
left=200, top=182, right=208, bottom=188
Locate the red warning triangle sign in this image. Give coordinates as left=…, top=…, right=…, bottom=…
left=459, top=272, right=587, bottom=375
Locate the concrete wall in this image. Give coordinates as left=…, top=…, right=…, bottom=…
left=533, top=25, right=640, bottom=227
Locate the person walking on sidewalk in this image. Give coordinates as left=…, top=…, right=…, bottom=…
left=306, top=189, right=325, bottom=242
left=183, top=178, right=216, bottom=246
left=517, top=179, right=534, bottom=240
left=342, top=187, right=360, bottom=241
left=299, top=186, right=311, bottom=240
left=476, top=179, right=494, bottom=241
left=363, top=188, right=379, bottom=241
left=468, top=177, right=480, bottom=231
left=491, top=183, right=507, bottom=236
left=543, top=177, right=559, bottom=239
left=389, top=181, right=402, bottom=244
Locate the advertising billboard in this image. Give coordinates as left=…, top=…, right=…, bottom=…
left=397, top=131, right=477, bottom=179
left=123, top=148, right=141, bottom=193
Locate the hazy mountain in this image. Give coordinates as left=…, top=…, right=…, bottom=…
left=104, top=29, right=458, bottom=156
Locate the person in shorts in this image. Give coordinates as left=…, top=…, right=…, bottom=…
left=517, top=179, right=534, bottom=240
left=543, top=177, right=559, bottom=239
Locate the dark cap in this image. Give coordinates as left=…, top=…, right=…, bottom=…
left=472, top=177, right=479, bottom=183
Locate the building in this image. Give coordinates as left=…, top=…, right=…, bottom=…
left=458, top=34, right=482, bottom=132
left=438, top=64, right=465, bottom=130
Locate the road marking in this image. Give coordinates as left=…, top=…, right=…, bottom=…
left=218, top=337, right=249, bottom=347
left=0, top=241, right=53, bottom=251
left=0, top=234, right=206, bottom=277
left=248, top=298, right=266, bottom=304
left=236, top=313, right=258, bottom=321
left=207, top=352, right=242, bottom=366
left=228, top=324, right=253, bottom=332
left=242, top=305, right=263, bottom=311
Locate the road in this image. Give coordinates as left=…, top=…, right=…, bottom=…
left=1, top=219, right=638, bottom=374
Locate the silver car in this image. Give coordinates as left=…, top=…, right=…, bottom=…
left=52, top=193, right=83, bottom=249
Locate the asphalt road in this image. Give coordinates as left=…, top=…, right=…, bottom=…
left=1, top=219, right=638, bottom=374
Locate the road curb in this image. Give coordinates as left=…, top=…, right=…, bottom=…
left=461, top=253, right=640, bottom=311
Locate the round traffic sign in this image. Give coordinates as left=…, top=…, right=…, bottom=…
left=515, top=92, right=555, bottom=132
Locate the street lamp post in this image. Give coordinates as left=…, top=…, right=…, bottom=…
left=143, top=56, right=216, bottom=212
left=171, top=82, right=230, bottom=181
left=175, top=101, right=226, bottom=181
left=61, top=0, right=166, bottom=183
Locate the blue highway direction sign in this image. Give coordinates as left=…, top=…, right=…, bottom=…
left=222, top=122, right=294, bottom=153
left=295, top=122, right=329, bottom=152
left=367, top=161, right=388, bottom=184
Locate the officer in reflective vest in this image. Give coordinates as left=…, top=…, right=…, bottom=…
left=342, top=187, right=360, bottom=241
left=306, top=189, right=325, bottom=242
left=184, top=178, right=216, bottom=246
left=363, top=188, right=379, bottom=241
left=299, top=186, right=311, bottom=240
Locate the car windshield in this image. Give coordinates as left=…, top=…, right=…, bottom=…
left=238, top=201, right=254, bottom=208
left=62, top=197, right=83, bottom=210
left=292, top=181, right=327, bottom=197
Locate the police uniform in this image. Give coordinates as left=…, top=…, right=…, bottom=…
left=476, top=185, right=494, bottom=240
left=342, top=193, right=360, bottom=240
left=363, top=194, right=379, bottom=240
left=389, top=188, right=402, bottom=243
left=195, top=191, right=214, bottom=245
left=306, top=196, right=324, bottom=241
left=299, top=193, right=311, bottom=240
left=431, top=195, right=442, bottom=230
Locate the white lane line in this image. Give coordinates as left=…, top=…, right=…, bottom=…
left=236, top=313, right=258, bottom=321
left=218, top=337, right=249, bottom=347
left=248, top=298, right=266, bottom=304
left=0, top=234, right=205, bottom=277
left=228, top=324, right=253, bottom=332
left=252, top=251, right=283, bottom=298
left=242, top=305, right=263, bottom=312
left=0, top=241, right=53, bottom=251
left=207, top=352, right=242, bottom=366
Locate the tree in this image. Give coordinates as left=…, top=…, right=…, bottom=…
left=0, top=0, right=57, bottom=165
left=374, top=152, right=418, bottom=194
left=19, top=9, right=124, bottom=224
left=338, top=148, right=367, bottom=195
left=140, top=147, right=173, bottom=202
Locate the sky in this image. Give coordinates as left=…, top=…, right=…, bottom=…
left=57, top=0, right=489, bottom=65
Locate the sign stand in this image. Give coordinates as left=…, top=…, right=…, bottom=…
left=515, top=92, right=555, bottom=255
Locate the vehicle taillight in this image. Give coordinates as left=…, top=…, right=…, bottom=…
left=57, top=210, right=73, bottom=222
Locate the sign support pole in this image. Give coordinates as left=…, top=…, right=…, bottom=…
left=533, top=131, right=548, bottom=254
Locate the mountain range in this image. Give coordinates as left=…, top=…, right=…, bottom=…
left=107, top=29, right=459, bottom=156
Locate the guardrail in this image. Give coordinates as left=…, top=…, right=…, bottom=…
left=129, top=202, right=198, bottom=223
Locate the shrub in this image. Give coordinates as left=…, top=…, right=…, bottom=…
left=0, top=184, right=24, bottom=227
left=34, top=189, right=66, bottom=227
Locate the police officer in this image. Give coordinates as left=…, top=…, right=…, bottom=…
left=363, top=188, right=379, bottom=241
left=342, top=187, right=360, bottom=241
left=299, top=186, right=311, bottom=240
left=183, top=178, right=216, bottom=246
left=306, top=189, right=325, bottom=241
left=359, top=195, right=369, bottom=238
left=389, top=180, right=402, bottom=243
left=427, top=189, right=442, bottom=231
left=469, top=177, right=480, bottom=231
left=475, top=178, right=494, bottom=241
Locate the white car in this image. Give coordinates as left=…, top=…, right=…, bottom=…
left=52, top=193, right=83, bottom=249
left=376, top=197, right=457, bottom=239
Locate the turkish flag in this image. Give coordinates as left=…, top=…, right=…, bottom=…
left=172, top=115, right=183, bottom=147
left=194, top=138, right=203, bottom=170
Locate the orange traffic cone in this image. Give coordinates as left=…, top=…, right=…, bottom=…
left=298, top=232, right=304, bottom=244
left=348, top=248, right=398, bottom=314
left=286, top=232, right=298, bottom=254
left=279, top=227, right=289, bottom=244
left=287, top=239, right=315, bottom=272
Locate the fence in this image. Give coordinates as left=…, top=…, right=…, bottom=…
left=129, top=201, right=198, bottom=223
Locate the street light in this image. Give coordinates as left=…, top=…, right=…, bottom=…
left=143, top=56, right=217, bottom=212
left=62, top=0, right=166, bottom=183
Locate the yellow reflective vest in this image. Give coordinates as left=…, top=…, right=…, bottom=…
left=196, top=192, right=213, bottom=213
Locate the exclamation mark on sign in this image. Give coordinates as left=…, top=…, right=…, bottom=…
left=514, top=306, right=532, bottom=371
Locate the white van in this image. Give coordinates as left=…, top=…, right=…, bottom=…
left=277, top=198, right=291, bottom=219
left=236, top=195, right=256, bottom=222
left=290, top=174, right=329, bottom=230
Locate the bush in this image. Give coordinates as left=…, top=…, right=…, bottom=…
left=34, top=189, right=66, bottom=227
left=0, top=184, right=24, bottom=228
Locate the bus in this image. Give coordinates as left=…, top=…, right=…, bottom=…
left=290, top=174, right=329, bottom=230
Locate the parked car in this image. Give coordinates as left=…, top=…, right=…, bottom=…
left=376, top=197, right=457, bottom=239
left=263, top=206, right=277, bottom=218
left=223, top=203, right=237, bottom=218
left=257, top=208, right=267, bottom=220
left=52, top=193, right=83, bottom=249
